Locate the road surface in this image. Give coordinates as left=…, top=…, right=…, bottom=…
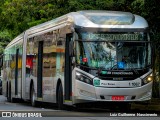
left=0, top=95, right=159, bottom=120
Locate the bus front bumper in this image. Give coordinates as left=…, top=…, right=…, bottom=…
left=73, top=80, right=152, bottom=104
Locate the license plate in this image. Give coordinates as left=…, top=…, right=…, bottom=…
left=112, top=96, right=124, bottom=101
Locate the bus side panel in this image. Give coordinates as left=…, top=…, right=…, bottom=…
left=25, top=26, right=72, bottom=103
left=2, top=49, right=8, bottom=97
left=12, top=41, right=23, bottom=99
left=2, top=39, right=23, bottom=100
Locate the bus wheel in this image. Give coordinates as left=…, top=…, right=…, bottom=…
left=31, top=86, right=36, bottom=107
left=57, top=83, right=64, bottom=110
left=7, top=83, right=11, bottom=102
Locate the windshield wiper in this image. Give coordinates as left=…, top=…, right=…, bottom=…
left=97, top=67, right=104, bottom=75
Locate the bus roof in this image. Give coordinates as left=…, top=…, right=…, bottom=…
left=71, top=10, right=148, bottom=29
left=6, top=10, right=148, bottom=48
left=28, top=10, right=147, bottom=30
left=26, top=10, right=148, bottom=35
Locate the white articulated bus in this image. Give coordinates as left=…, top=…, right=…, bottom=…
left=1, top=10, right=153, bottom=109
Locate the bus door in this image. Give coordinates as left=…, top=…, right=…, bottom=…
left=64, top=33, right=73, bottom=101
left=37, top=41, right=43, bottom=99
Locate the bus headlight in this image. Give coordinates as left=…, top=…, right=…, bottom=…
left=147, top=77, right=152, bottom=82
left=76, top=72, right=93, bottom=85
left=143, top=73, right=153, bottom=84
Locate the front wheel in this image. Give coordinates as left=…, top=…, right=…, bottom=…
left=57, top=83, right=64, bottom=110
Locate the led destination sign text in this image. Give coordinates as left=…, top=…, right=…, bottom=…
left=103, top=71, right=134, bottom=75
left=86, top=33, right=141, bottom=40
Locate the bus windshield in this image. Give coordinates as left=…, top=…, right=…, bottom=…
left=76, top=32, right=151, bottom=70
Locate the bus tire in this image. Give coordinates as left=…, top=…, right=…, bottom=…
left=57, top=83, right=64, bottom=110
left=7, top=83, right=11, bottom=102
left=31, top=85, right=36, bottom=107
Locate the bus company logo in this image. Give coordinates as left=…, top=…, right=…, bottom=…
left=2, top=112, right=11, bottom=117
left=93, top=79, right=100, bottom=86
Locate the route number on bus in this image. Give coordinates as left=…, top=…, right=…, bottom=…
left=129, top=82, right=141, bottom=87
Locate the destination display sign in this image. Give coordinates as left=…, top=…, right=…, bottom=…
left=101, top=71, right=134, bottom=75
left=82, top=33, right=143, bottom=41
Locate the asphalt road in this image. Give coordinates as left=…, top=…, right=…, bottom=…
left=0, top=95, right=160, bottom=120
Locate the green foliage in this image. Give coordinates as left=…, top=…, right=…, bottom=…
left=142, top=0, right=160, bottom=98
left=0, top=30, right=12, bottom=54
left=96, top=0, right=114, bottom=9
left=131, top=0, right=145, bottom=14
